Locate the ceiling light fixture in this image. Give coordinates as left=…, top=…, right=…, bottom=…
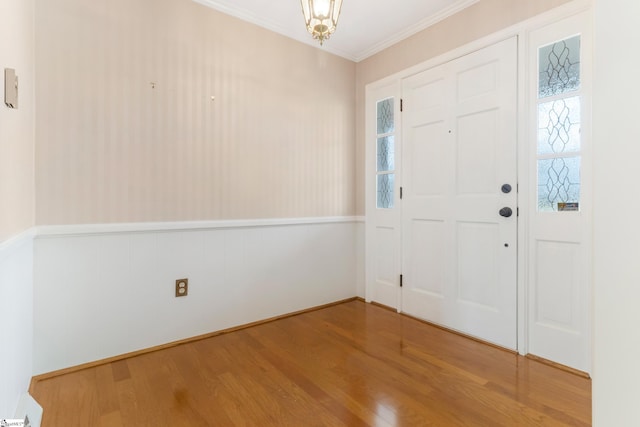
left=300, top=0, right=343, bottom=45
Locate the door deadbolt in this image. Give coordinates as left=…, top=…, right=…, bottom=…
left=499, top=207, right=513, bottom=218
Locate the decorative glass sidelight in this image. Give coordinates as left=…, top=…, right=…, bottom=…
left=377, top=98, right=394, bottom=134
left=537, top=97, right=581, bottom=156
left=537, top=36, right=582, bottom=212
left=538, top=157, right=581, bottom=211
left=376, top=98, right=395, bottom=209
left=377, top=173, right=395, bottom=209
left=377, top=136, right=395, bottom=172
left=538, top=35, right=581, bottom=98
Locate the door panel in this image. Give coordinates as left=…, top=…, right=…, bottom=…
left=457, top=222, right=499, bottom=309
left=535, top=240, right=582, bottom=332
left=410, top=78, right=446, bottom=112
left=457, top=109, right=498, bottom=195
left=410, top=219, right=446, bottom=296
left=457, top=61, right=498, bottom=100
left=375, top=227, right=396, bottom=286
left=412, top=123, right=447, bottom=196
left=402, top=37, right=518, bottom=349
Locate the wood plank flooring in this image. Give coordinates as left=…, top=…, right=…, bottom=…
left=30, top=300, right=591, bottom=426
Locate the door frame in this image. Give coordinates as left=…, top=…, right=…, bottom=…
left=364, top=0, right=592, bottom=358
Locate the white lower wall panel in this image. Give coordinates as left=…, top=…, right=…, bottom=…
left=33, top=220, right=358, bottom=374
left=355, top=221, right=365, bottom=298
left=0, top=231, right=34, bottom=417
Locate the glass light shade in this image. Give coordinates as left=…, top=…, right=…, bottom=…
left=300, top=0, right=343, bottom=45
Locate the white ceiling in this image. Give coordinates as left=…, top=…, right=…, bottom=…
left=193, top=0, right=479, bottom=62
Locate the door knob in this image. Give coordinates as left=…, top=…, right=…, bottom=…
left=501, top=184, right=512, bottom=194
left=499, top=207, right=513, bottom=218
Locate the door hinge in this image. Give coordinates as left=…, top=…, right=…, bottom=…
left=400, top=274, right=403, bottom=287
left=400, top=186, right=403, bottom=200
left=400, top=99, right=403, bottom=112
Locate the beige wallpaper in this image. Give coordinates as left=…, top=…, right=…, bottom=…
left=35, top=0, right=356, bottom=225
left=0, top=0, right=35, bottom=243
left=33, top=0, right=574, bottom=225
left=354, top=0, right=572, bottom=215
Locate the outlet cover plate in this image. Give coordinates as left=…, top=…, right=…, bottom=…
left=175, top=278, right=188, bottom=297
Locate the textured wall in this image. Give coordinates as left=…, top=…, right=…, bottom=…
left=0, top=0, right=35, bottom=243
left=35, top=0, right=356, bottom=225
left=354, top=0, right=572, bottom=215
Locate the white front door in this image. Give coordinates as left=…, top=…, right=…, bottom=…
left=401, top=37, right=518, bottom=349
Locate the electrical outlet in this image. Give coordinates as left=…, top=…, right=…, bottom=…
left=175, top=278, right=188, bottom=297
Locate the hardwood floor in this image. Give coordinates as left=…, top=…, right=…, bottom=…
left=30, top=300, right=591, bottom=426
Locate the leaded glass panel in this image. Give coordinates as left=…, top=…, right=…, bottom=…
left=377, top=174, right=395, bottom=209
left=376, top=97, right=395, bottom=210
left=539, top=35, right=581, bottom=98
left=377, top=136, right=395, bottom=172
left=537, top=156, right=581, bottom=211
left=377, top=98, right=394, bottom=135
left=537, top=97, right=581, bottom=156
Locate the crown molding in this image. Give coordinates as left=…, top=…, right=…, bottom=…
left=354, top=0, right=481, bottom=62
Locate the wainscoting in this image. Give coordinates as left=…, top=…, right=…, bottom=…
left=33, top=218, right=363, bottom=375
left=0, top=231, right=35, bottom=417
